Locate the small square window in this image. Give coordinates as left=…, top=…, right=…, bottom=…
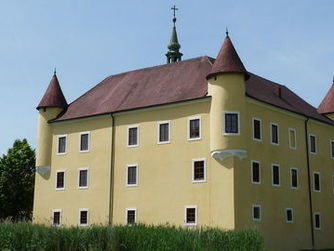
left=313, top=172, right=321, bottom=192
left=286, top=208, right=293, bottom=223
left=252, top=118, right=261, bottom=141
left=80, top=132, right=90, bottom=152
left=309, top=134, right=317, bottom=154
left=158, top=122, right=170, bottom=143
left=224, top=112, right=239, bottom=135
left=56, top=171, right=65, bottom=190
left=127, top=165, right=138, bottom=186
left=189, top=117, right=201, bottom=140
left=252, top=205, right=261, bottom=221
left=289, top=128, right=297, bottom=149
left=185, top=206, right=197, bottom=225
left=314, top=213, right=321, bottom=230
left=52, top=210, right=61, bottom=226
left=251, top=161, right=260, bottom=184
left=79, top=209, right=89, bottom=226
left=128, top=126, right=139, bottom=147
left=126, top=209, right=136, bottom=224
left=270, top=123, right=279, bottom=145
left=192, top=159, right=206, bottom=182
left=57, top=135, right=67, bottom=154
left=78, top=169, right=88, bottom=189
left=272, top=164, right=280, bottom=186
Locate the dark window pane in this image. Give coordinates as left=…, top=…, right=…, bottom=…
left=79, top=170, right=88, bottom=187
left=194, top=161, right=204, bottom=180
left=291, top=169, right=298, bottom=188
left=58, top=137, right=66, bottom=153
left=53, top=212, right=60, bottom=225
left=80, top=134, right=89, bottom=151
left=128, top=128, right=138, bottom=146
left=314, top=173, right=320, bottom=191
left=331, top=141, right=334, bottom=158
left=315, top=214, right=320, bottom=229
left=253, top=119, right=261, bottom=139
left=273, top=165, right=280, bottom=185
left=225, top=113, right=238, bottom=133
left=56, top=172, right=64, bottom=188
left=286, top=209, right=293, bottom=222
left=80, top=211, right=88, bottom=225
left=159, top=123, right=169, bottom=142
left=310, top=136, right=316, bottom=153
left=252, top=162, right=260, bottom=183
left=271, top=124, right=278, bottom=144
left=127, top=210, right=136, bottom=224
left=127, top=166, right=137, bottom=185
left=186, top=208, right=196, bottom=223
left=253, top=206, right=260, bottom=220
left=190, top=119, right=200, bottom=138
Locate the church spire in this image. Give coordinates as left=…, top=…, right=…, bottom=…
left=166, top=5, right=183, bottom=64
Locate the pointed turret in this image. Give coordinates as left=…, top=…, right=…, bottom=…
left=318, top=79, right=334, bottom=119
left=166, top=5, right=183, bottom=64
left=207, top=32, right=249, bottom=80
left=37, top=71, right=67, bottom=110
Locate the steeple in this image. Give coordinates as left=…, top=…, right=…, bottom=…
left=37, top=71, right=67, bottom=110
left=317, top=78, right=334, bottom=115
left=166, top=5, right=183, bottom=64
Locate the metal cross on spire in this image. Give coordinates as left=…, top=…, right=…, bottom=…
left=171, top=5, right=178, bottom=24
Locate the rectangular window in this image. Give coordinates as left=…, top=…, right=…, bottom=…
left=314, top=212, right=321, bottom=230
left=330, top=140, right=334, bottom=159
left=57, top=135, right=67, bottom=154
left=252, top=118, right=261, bottom=141
left=80, top=132, right=90, bottom=152
left=270, top=123, right=279, bottom=145
left=252, top=205, right=261, bottom=221
left=78, top=168, right=88, bottom=189
left=286, top=208, right=293, bottom=223
left=128, top=126, right=139, bottom=147
left=290, top=168, right=298, bottom=189
left=224, top=112, right=239, bottom=135
left=272, top=164, right=280, bottom=186
left=332, top=176, right=334, bottom=195
left=52, top=210, right=61, bottom=226
left=56, top=170, right=65, bottom=190
left=126, top=208, right=136, bottom=224
left=309, top=134, right=316, bottom=154
left=185, top=206, right=197, bottom=225
left=79, top=209, right=89, bottom=226
left=289, top=128, right=297, bottom=149
left=251, top=160, right=260, bottom=184
left=188, top=117, right=201, bottom=140
left=313, top=172, right=321, bottom=192
left=192, top=159, right=206, bottom=182
left=126, top=165, right=138, bottom=186
left=158, top=121, right=170, bottom=143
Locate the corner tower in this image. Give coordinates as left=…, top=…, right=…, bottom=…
left=318, top=79, right=334, bottom=120
left=166, top=5, right=183, bottom=64
left=207, top=32, right=249, bottom=161
left=36, top=71, right=67, bottom=175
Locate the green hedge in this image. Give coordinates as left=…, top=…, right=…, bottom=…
left=0, top=222, right=264, bottom=251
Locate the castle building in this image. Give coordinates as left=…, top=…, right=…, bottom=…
left=33, top=12, right=334, bottom=251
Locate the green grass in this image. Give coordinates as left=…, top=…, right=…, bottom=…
left=0, top=222, right=264, bottom=251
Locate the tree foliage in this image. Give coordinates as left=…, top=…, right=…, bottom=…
left=0, top=139, right=35, bottom=220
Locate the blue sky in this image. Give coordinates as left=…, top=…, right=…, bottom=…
left=0, top=0, right=334, bottom=155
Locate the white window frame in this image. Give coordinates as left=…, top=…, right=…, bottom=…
left=127, top=125, right=139, bottom=148
left=79, top=208, right=89, bottom=227
left=188, top=116, right=202, bottom=141
left=252, top=117, right=262, bottom=141
left=223, top=111, right=240, bottom=136
left=290, top=167, right=298, bottom=189
left=330, top=140, right=334, bottom=159
left=271, top=163, right=280, bottom=187
left=78, top=168, right=89, bottom=189
left=79, top=131, right=90, bottom=153
left=126, top=164, right=139, bottom=187
left=184, top=205, right=197, bottom=226
left=55, top=170, right=66, bottom=191
left=57, top=134, right=68, bottom=155
left=157, top=121, right=171, bottom=144
left=309, top=134, right=317, bottom=154
left=252, top=204, right=261, bottom=221
left=192, top=158, right=207, bottom=183
left=251, top=160, right=261, bottom=184
left=126, top=208, right=137, bottom=224
left=288, top=128, right=297, bottom=150
left=270, top=122, right=279, bottom=145
left=314, top=212, right=321, bottom=230
left=313, top=171, right=321, bottom=192
left=52, top=209, right=62, bottom=226
left=285, top=208, right=294, bottom=223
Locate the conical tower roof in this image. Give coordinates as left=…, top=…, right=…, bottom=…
left=37, top=72, right=67, bottom=110
left=207, top=34, right=249, bottom=80
left=318, top=83, right=334, bottom=114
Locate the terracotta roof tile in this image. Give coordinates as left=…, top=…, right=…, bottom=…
left=318, top=84, right=334, bottom=114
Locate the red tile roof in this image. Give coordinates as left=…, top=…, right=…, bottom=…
left=318, top=84, right=334, bottom=114
left=37, top=74, right=67, bottom=110
left=207, top=36, right=249, bottom=80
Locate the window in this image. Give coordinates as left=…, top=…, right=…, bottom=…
left=158, top=121, right=170, bottom=144
left=78, top=168, right=89, bottom=189
left=252, top=205, right=261, bottom=221
left=79, top=132, right=90, bottom=152
left=192, top=159, right=206, bottom=182
left=330, top=140, right=334, bottom=159
left=289, top=128, right=297, bottom=149
left=290, top=168, right=298, bottom=189
left=309, top=134, right=316, bottom=154
left=313, top=172, right=321, bottom=192
left=332, top=176, right=334, bottom=195
left=286, top=208, right=293, bottom=223
left=52, top=210, right=61, bottom=226
left=128, top=126, right=139, bottom=147
left=188, top=117, right=201, bottom=140
left=126, top=164, right=138, bottom=186
left=55, top=170, right=65, bottom=190
left=79, top=209, right=89, bottom=226
left=252, top=118, right=261, bottom=141
left=126, top=208, right=136, bottom=224
left=251, top=160, right=261, bottom=184
left=270, top=123, right=279, bottom=145
left=185, top=206, right=197, bottom=225
left=272, top=164, right=280, bottom=186
left=224, top=112, right=239, bottom=135
left=57, top=135, right=67, bottom=154
left=314, top=212, right=321, bottom=230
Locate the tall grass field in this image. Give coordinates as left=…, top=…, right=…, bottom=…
left=0, top=222, right=264, bottom=251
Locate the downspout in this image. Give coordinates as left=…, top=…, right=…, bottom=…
left=304, top=117, right=315, bottom=249
left=109, top=113, right=116, bottom=225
